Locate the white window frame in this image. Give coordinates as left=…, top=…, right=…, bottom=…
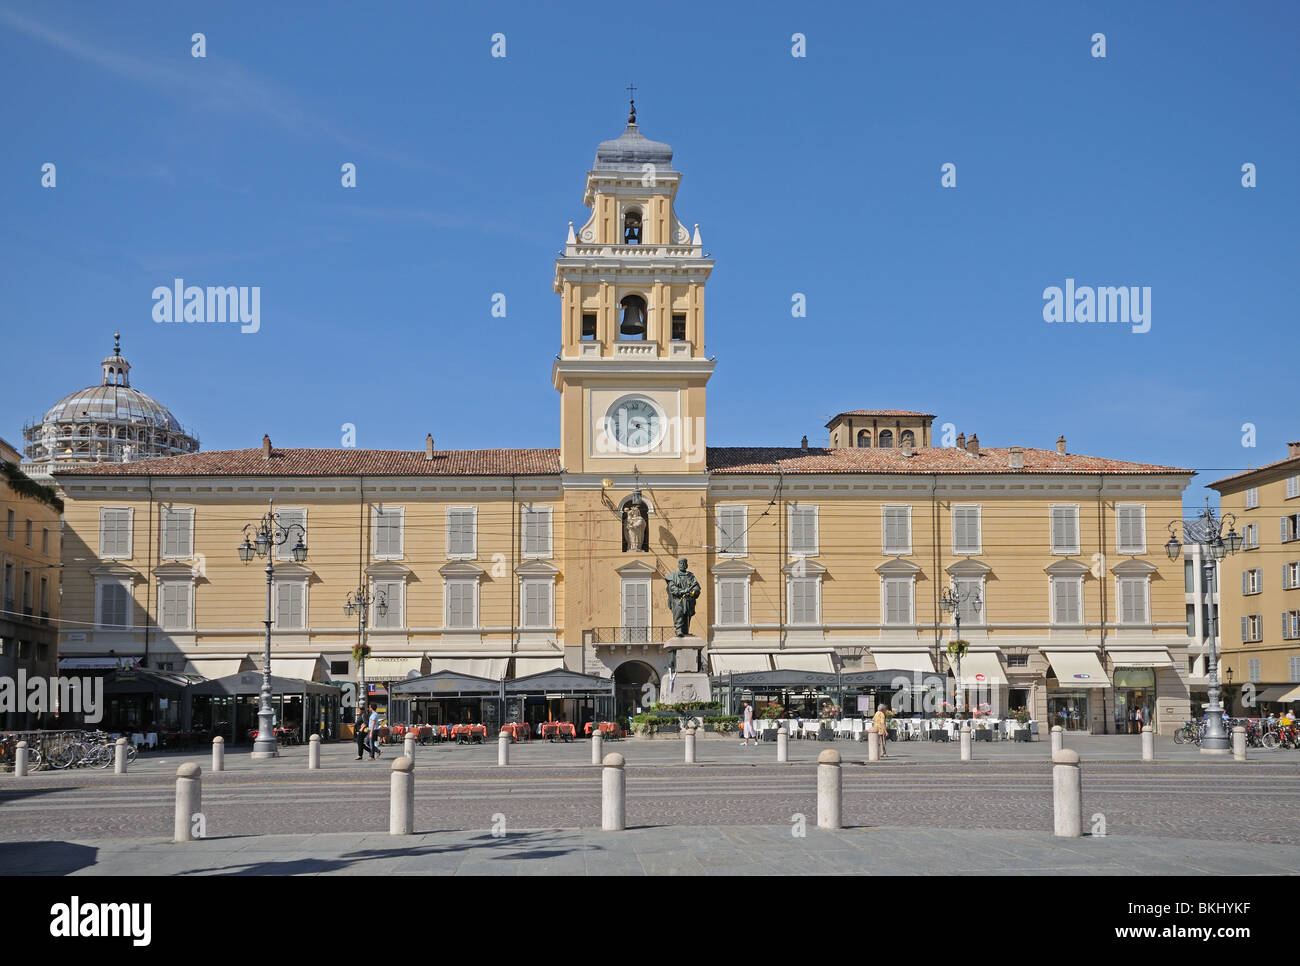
left=1244, top=522, right=1259, bottom=550
left=443, top=577, right=479, bottom=629
left=157, top=579, right=194, bottom=631
left=371, top=505, right=405, bottom=560
left=1288, top=476, right=1300, bottom=500
left=788, top=504, right=819, bottom=557
left=1050, top=504, right=1080, bottom=555
left=1286, top=613, right=1300, bottom=643
left=99, top=507, right=133, bottom=559
left=272, top=508, right=308, bottom=562
left=1242, top=614, right=1262, bottom=643
left=272, top=578, right=308, bottom=630
left=882, top=505, right=912, bottom=555
left=1291, top=653, right=1300, bottom=680
left=1115, top=503, right=1147, bottom=555
left=714, top=576, right=750, bottom=627
left=620, top=577, right=652, bottom=637
left=1116, top=575, right=1150, bottom=626
left=95, top=578, right=133, bottom=630
left=370, top=578, right=406, bottom=630
left=952, top=576, right=985, bottom=626
left=446, top=506, right=478, bottom=560
left=520, top=576, right=554, bottom=629
left=1285, top=562, right=1300, bottom=591
left=159, top=506, right=195, bottom=560
left=716, top=505, right=748, bottom=557
left=1243, top=569, right=1263, bottom=595
left=786, top=575, right=822, bottom=626
left=521, top=505, right=553, bottom=559
left=1050, top=576, right=1084, bottom=626
left=951, top=504, right=982, bottom=555
left=881, top=576, right=915, bottom=626
left=1246, top=487, right=1259, bottom=510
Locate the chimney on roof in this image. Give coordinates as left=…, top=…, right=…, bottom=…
left=1289, top=441, right=1300, bottom=458
left=800, top=435, right=809, bottom=452
left=901, top=438, right=914, bottom=457
left=1008, top=446, right=1024, bottom=469
left=966, top=433, right=980, bottom=457
left=425, top=433, right=435, bottom=460
left=1056, top=435, right=1066, bottom=455
left=261, top=434, right=272, bottom=460
left=955, top=432, right=966, bottom=450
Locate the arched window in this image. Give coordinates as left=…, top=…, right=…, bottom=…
left=900, top=430, right=915, bottom=448
left=857, top=430, right=870, bottom=447
left=623, top=209, right=642, bottom=245
left=618, top=294, right=647, bottom=339
left=878, top=430, right=894, bottom=448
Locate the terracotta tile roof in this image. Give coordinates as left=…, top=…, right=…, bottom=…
left=54, top=448, right=562, bottom=478
left=1208, top=448, right=1300, bottom=490
left=706, top=446, right=1191, bottom=476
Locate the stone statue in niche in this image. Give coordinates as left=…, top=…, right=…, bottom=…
left=622, top=499, right=648, bottom=552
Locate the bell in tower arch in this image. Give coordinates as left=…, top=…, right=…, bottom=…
left=619, top=294, right=647, bottom=338
left=623, top=209, right=642, bottom=245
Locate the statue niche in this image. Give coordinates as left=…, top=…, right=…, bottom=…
left=621, top=499, right=649, bottom=553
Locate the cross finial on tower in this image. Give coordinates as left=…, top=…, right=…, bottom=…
left=113, top=331, right=121, bottom=354
left=626, top=82, right=637, bottom=124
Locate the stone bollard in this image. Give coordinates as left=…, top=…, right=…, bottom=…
left=115, top=737, right=128, bottom=774
left=498, top=730, right=510, bottom=766
left=867, top=729, right=880, bottom=762
left=308, top=734, right=321, bottom=770
left=1052, top=749, right=1082, bottom=838
left=1233, top=725, right=1247, bottom=762
left=777, top=726, right=789, bottom=763
left=1141, top=725, right=1154, bottom=761
left=601, top=752, right=626, bottom=831
left=14, top=740, right=28, bottom=777
left=404, top=734, right=416, bottom=762
left=173, top=763, right=202, bottom=842
left=817, top=749, right=842, bottom=829
left=684, top=728, right=697, bottom=764
left=960, top=722, right=973, bottom=762
left=390, top=756, right=414, bottom=835
left=212, top=735, right=225, bottom=772
left=591, top=730, right=603, bottom=765
left=1050, top=725, right=1063, bottom=756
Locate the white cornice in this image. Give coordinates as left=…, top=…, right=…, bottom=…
left=562, top=472, right=709, bottom=490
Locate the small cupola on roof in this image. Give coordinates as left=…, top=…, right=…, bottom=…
left=592, top=96, right=674, bottom=172
left=101, top=332, right=131, bottom=386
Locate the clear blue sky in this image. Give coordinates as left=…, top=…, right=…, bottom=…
left=2, top=1, right=1296, bottom=510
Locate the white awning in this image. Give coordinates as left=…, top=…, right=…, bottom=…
left=58, top=658, right=139, bottom=670
left=1257, top=685, right=1300, bottom=704
left=426, top=658, right=508, bottom=680
left=1045, top=650, right=1110, bottom=688
left=871, top=650, right=935, bottom=674
left=710, top=653, right=772, bottom=674
left=514, top=657, right=564, bottom=676
left=1108, top=649, right=1174, bottom=668
left=947, top=651, right=1008, bottom=687
left=270, top=658, right=325, bottom=682
left=364, top=656, right=426, bottom=681
left=184, top=658, right=253, bottom=679
left=772, top=653, right=836, bottom=673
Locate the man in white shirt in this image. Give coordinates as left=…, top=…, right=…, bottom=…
left=366, top=703, right=382, bottom=759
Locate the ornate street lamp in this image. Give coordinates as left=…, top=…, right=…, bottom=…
left=1166, top=501, right=1241, bottom=754
left=235, top=499, right=308, bottom=760
left=939, top=583, right=981, bottom=716
left=344, top=585, right=388, bottom=717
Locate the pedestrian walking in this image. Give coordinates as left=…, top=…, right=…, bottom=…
left=1134, top=706, right=1144, bottom=731
left=741, top=702, right=757, bottom=747
left=353, top=707, right=368, bottom=761
left=873, top=704, right=889, bottom=759
left=366, top=703, right=382, bottom=759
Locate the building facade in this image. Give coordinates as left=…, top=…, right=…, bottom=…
left=50, top=109, right=1197, bottom=733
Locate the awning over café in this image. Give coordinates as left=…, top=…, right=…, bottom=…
left=189, top=673, right=341, bottom=697
left=391, top=670, right=502, bottom=697
left=1107, top=649, right=1174, bottom=668
left=270, top=658, right=327, bottom=681
left=183, top=657, right=254, bottom=679
left=363, top=656, right=427, bottom=681
left=505, top=668, right=614, bottom=695
left=772, top=652, right=836, bottom=673
left=513, top=657, right=564, bottom=677
left=425, top=657, right=509, bottom=680
left=1044, top=650, right=1110, bottom=688
left=870, top=650, right=935, bottom=674
left=1256, top=684, right=1300, bottom=704
left=946, top=651, right=1008, bottom=687
left=710, top=653, right=773, bottom=674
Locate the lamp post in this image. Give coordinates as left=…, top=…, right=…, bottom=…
left=344, top=585, right=388, bottom=718
left=939, top=584, right=981, bottom=716
left=1165, top=502, right=1241, bottom=754
left=237, top=499, right=307, bottom=759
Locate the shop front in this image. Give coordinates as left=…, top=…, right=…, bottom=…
left=189, top=673, right=342, bottom=743
left=505, top=668, right=616, bottom=730
left=1106, top=649, right=1175, bottom=733
left=1043, top=650, right=1110, bottom=734
left=99, top=668, right=198, bottom=733
left=390, top=670, right=503, bottom=730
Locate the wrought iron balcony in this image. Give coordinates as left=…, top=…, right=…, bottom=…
left=588, top=625, right=679, bottom=645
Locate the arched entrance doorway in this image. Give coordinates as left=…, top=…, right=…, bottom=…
left=614, top=661, right=659, bottom=719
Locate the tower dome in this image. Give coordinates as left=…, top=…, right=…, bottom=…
left=22, top=333, right=200, bottom=472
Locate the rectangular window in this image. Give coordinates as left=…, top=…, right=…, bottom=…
left=272, top=508, right=307, bottom=562
left=1246, top=487, right=1259, bottom=510
left=787, top=577, right=821, bottom=625
left=521, top=579, right=553, bottom=628
left=716, top=578, right=748, bottom=626
left=39, top=576, right=48, bottom=615
left=1285, top=612, right=1300, bottom=642
left=41, top=528, right=49, bottom=555
left=954, top=577, right=983, bottom=625
left=160, top=506, right=194, bottom=559
left=159, top=582, right=193, bottom=631
left=445, top=580, right=477, bottom=629
left=24, top=519, right=32, bottom=547
left=330, top=660, right=349, bottom=676
left=273, top=581, right=306, bottom=630
left=671, top=314, right=686, bottom=341
left=447, top=507, right=477, bottom=558
left=1050, top=505, right=1080, bottom=555
left=1291, top=655, right=1300, bottom=682
left=21, top=571, right=31, bottom=609
left=1051, top=577, right=1082, bottom=624
left=581, top=313, right=597, bottom=340
left=372, top=506, right=404, bottom=559
left=621, top=579, right=650, bottom=641
left=521, top=506, right=552, bottom=557
left=882, top=506, right=912, bottom=555
left=1286, top=562, right=1300, bottom=590
left=1289, top=476, right=1300, bottom=500
left=1006, top=654, right=1029, bottom=668
left=716, top=506, right=747, bottom=556
left=788, top=505, right=819, bottom=556
left=1118, top=577, right=1149, bottom=625
left=952, top=505, right=981, bottom=555
left=1249, top=658, right=1261, bottom=682
left=2, top=563, right=12, bottom=606
left=1186, top=603, right=1196, bottom=637
left=1184, top=559, right=1194, bottom=593
left=371, top=579, right=405, bottom=629
left=5, top=509, right=13, bottom=540
left=1282, top=514, right=1300, bottom=544
left=1116, top=504, right=1146, bottom=554
left=883, top=577, right=914, bottom=625
left=1244, top=523, right=1258, bottom=550
left=1241, top=615, right=1262, bottom=643
left=99, top=507, right=133, bottom=558
left=1243, top=569, right=1263, bottom=595
left=97, top=581, right=130, bottom=628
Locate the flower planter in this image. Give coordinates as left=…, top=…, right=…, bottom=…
left=1014, top=729, right=1032, bottom=742
left=974, top=730, right=993, bottom=742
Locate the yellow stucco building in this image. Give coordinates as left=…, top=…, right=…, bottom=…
left=51, top=108, right=1197, bottom=733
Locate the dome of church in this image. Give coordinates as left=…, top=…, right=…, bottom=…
left=593, top=101, right=674, bottom=171
left=22, top=333, right=199, bottom=468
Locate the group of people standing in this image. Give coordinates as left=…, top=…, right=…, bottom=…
left=353, top=704, right=382, bottom=761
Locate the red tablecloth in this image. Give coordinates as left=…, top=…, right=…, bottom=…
left=541, top=722, right=576, bottom=740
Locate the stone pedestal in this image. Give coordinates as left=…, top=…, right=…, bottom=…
left=662, top=636, right=710, bottom=704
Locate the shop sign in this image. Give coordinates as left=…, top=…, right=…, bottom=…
left=1072, top=673, right=1093, bottom=680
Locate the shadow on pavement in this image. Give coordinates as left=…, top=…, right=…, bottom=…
left=0, top=840, right=99, bottom=875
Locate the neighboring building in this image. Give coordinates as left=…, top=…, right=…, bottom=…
left=22, top=333, right=199, bottom=480
left=1210, top=443, right=1300, bottom=709
left=0, top=437, right=62, bottom=728
left=50, top=107, right=1197, bottom=733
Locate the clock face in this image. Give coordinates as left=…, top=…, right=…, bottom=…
left=603, top=396, right=664, bottom=451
